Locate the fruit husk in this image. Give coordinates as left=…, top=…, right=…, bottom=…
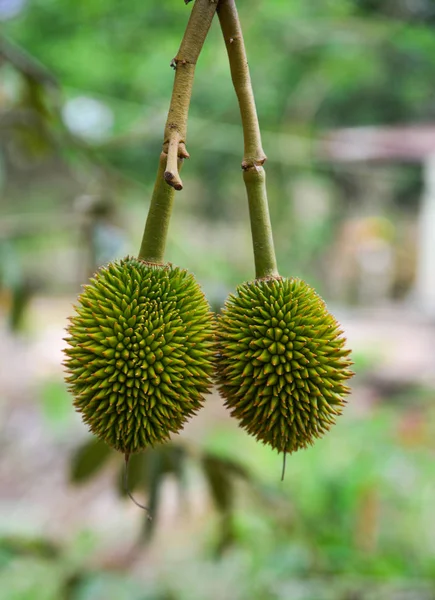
left=215, top=277, right=353, bottom=454
left=64, top=257, right=215, bottom=454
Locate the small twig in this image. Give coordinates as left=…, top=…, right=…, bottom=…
left=138, top=0, right=215, bottom=261
left=217, top=0, right=278, bottom=279
left=164, top=131, right=183, bottom=190
left=138, top=152, right=183, bottom=263
left=123, top=454, right=152, bottom=519
left=0, top=35, right=57, bottom=88
left=281, top=452, right=287, bottom=482
left=162, top=0, right=218, bottom=190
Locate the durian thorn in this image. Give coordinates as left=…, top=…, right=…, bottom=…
left=123, top=454, right=152, bottom=520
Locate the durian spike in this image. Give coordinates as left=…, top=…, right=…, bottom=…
left=64, top=258, right=215, bottom=455
left=215, top=278, right=354, bottom=456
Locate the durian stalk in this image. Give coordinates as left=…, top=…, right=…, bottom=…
left=216, top=1, right=353, bottom=478
left=139, top=0, right=218, bottom=262
left=138, top=153, right=182, bottom=264
left=162, top=0, right=218, bottom=190
left=64, top=0, right=218, bottom=503
left=243, top=166, right=279, bottom=279
left=217, top=0, right=278, bottom=279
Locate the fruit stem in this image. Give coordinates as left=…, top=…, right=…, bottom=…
left=124, top=454, right=152, bottom=518
left=139, top=0, right=217, bottom=262
left=243, top=166, right=279, bottom=279
left=281, top=452, right=287, bottom=482
left=138, top=152, right=181, bottom=263
left=163, top=0, right=218, bottom=190
left=217, top=0, right=279, bottom=279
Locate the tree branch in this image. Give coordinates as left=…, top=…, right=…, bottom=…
left=0, top=35, right=57, bottom=88
left=163, top=0, right=218, bottom=190
left=217, top=0, right=278, bottom=279
left=138, top=0, right=217, bottom=262
left=217, top=0, right=266, bottom=169
left=138, top=152, right=183, bottom=263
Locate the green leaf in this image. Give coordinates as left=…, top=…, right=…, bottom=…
left=0, top=536, right=60, bottom=560
left=201, top=453, right=250, bottom=556
left=40, top=379, right=72, bottom=432
left=70, top=438, right=112, bottom=483
left=201, top=455, right=234, bottom=513
left=142, top=449, right=165, bottom=543
left=116, top=451, right=148, bottom=498
left=138, top=444, right=188, bottom=542
left=204, top=452, right=252, bottom=483
left=160, top=443, right=187, bottom=481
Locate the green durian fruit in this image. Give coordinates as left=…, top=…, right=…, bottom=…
left=215, top=277, right=353, bottom=455
left=64, top=257, right=215, bottom=454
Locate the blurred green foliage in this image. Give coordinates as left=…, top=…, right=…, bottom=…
left=2, top=1, right=435, bottom=598
left=1, top=394, right=435, bottom=598
left=40, top=379, right=72, bottom=432
left=2, top=0, right=434, bottom=295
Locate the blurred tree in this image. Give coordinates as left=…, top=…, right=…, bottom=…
left=1, top=0, right=433, bottom=294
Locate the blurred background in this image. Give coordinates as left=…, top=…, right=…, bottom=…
left=1, top=0, right=435, bottom=598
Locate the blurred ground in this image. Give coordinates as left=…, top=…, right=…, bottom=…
left=1, top=297, right=435, bottom=599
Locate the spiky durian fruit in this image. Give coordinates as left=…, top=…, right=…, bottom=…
left=64, top=257, right=215, bottom=454
left=215, top=277, right=353, bottom=454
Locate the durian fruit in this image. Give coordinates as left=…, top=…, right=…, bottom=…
left=214, top=161, right=353, bottom=459
left=64, top=152, right=215, bottom=456
left=64, top=257, right=214, bottom=454
left=216, top=276, right=353, bottom=455
left=215, top=2, right=353, bottom=466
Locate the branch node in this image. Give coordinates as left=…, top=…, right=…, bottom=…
left=242, top=157, right=267, bottom=171
left=163, top=0, right=218, bottom=184
left=172, top=56, right=195, bottom=67
left=139, top=0, right=218, bottom=262
left=164, top=171, right=183, bottom=191
left=164, top=132, right=184, bottom=190
left=179, top=142, right=190, bottom=159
